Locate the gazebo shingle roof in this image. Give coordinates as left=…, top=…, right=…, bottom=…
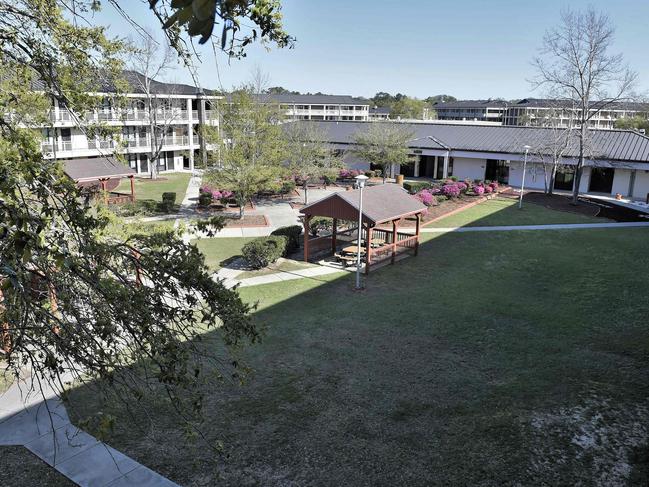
left=64, top=156, right=135, bottom=182
left=300, top=184, right=426, bottom=225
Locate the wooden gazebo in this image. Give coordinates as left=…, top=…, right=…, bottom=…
left=300, top=184, right=427, bottom=273
left=64, top=156, right=137, bottom=204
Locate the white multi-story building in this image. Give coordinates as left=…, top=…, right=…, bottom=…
left=253, top=94, right=370, bottom=121
left=434, top=98, right=649, bottom=129
left=41, top=71, right=221, bottom=176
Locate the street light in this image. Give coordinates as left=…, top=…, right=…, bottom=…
left=354, top=174, right=369, bottom=290
left=519, top=145, right=531, bottom=209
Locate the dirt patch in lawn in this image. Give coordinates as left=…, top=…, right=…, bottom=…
left=500, top=190, right=601, bottom=217
left=223, top=215, right=269, bottom=228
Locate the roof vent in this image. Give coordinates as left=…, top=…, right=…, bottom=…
left=639, top=128, right=646, bottom=135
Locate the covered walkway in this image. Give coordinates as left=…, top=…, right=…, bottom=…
left=300, top=184, right=427, bottom=273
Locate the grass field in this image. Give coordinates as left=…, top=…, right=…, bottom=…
left=67, top=217, right=649, bottom=486
left=193, top=237, right=256, bottom=271
left=115, top=173, right=191, bottom=203
left=428, top=197, right=607, bottom=227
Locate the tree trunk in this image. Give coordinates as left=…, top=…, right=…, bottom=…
left=238, top=197, right=245, bottom=219
left=303, top=180, right=308, bottom=205
left=548, top=163, right=558, bottom=196
left=572, top=123, right=587, bottom=204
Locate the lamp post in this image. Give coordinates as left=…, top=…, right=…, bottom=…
left=354, top=174, right=369, bottom=290
left=519, top=145, right=531, bottom=209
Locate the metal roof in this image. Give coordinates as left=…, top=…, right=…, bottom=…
left=301, top=184, right=426, bottom=225
left=64, top=156, right=135, bottom=182
left=299, top=121, right=649, bottom=163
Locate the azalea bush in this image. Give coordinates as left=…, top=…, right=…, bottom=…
left=339, top=168, right=362, bottom=179
left=415, top=189, right=435, bottom=206
left=442, top=183, right=461, bottom=198
left=473, top=185, right=485, bottom=196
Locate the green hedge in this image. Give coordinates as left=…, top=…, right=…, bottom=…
left=242, top=236, right=288, bottom=269
left=271, top=225, right=302, bottom=255
left=403, top=181, right=432, bottom=194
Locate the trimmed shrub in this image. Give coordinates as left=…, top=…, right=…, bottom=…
left=271, top=225, right=302, bottom=255
left=322, top=174, right=335, bottom=186
left=473, top=185, right=485, bottom=196
left=242, top=236, right=288, bottom=269
left=435, top=195, right=448, bottom=203
left=281, top=180, right=296, bottom=195
left=198, top=191, right=213, bottom=207
left=374, top=169, right=382, bottom=178
left=449, top=176, right=459, bottom=182
left=442, top=184, right=461, bottom=198
left=161, top=192, right=176, bottom=209
left=415, top=189, right=435, bottom=206
left=309, top=216, right=333, bottom=237
left=403, top=181, right=432, bottom=194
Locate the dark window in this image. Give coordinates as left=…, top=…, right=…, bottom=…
left=589, top=167, right=615, bottom=193
left=554, top=167, right=575, bottom=191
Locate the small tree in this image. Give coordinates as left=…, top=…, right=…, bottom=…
left=205, top=87, right=286, bottom=218
left=532, top=7, right=637, bottom=203
left=530, top=107, right=575, bottom=195
left=127, top=31, right=182, bottom=180
left=284, top=121, right=342, bottom=204
left=351, top=122, right=415, bottom=182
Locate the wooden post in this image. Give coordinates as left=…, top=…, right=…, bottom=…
left=331, top=218, right=337, bottom=254
left=129, top=175, right=136, bottom=202
left=415, top=213, right=421, bottom=256
left=365, top=225, right=373, bottom=275
left=391, top=219, right=398, bottom=264
left=303, top=216, right=311, bottom=262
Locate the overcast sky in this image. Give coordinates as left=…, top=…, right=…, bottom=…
left=94, top=0, right=649, bottom=100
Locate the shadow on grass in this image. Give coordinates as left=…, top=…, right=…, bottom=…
left=63, top=202, right=649, bottom=486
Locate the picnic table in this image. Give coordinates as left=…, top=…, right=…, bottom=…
left=342, top=245, right=365, bottom=255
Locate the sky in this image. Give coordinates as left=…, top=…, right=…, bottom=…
left=93, top=0, right=649, bottom=100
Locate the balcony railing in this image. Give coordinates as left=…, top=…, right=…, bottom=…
left=161, top=136, right=189, bottom=146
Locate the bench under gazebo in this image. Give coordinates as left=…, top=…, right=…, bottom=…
left=64, top=156, right=137, bottom=204
left=300, top=184, right=427, bottom=273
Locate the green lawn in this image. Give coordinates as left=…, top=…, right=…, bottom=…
left=67, top=224, right=649, bottom=486
left=115, top=173, right=191, bottom=203
left=193, top=237, right=256, bottom=271
left=193, top=237, right=314, bottom=277
left=428, top=197, right=607, bottom=227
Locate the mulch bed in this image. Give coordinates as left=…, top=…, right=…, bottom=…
left=499, top=190, right=601, bottom=217
left=379, top=195, right=493, bottom=229
left=195, top=200, right=256, bottom=214
left=223, top=214, right=269, bottom=228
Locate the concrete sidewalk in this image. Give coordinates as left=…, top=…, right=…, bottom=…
left=421, top=221, right=649, bottom=233
left=236, top=265, right=344, bottom=287
left=0, top=373, right=178, bottom=487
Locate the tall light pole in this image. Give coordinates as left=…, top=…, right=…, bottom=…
left=354, top=174, right=369, bottom=290
left=519, top=145, right=531, bottom=209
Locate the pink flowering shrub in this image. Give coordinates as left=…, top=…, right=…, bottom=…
left=430, top=187, right=442, bottom=195
left=442, top=184, right=461, bottom=198
left=484, top=185, right=494, bottom=194
left=456, top=182, right=468, bottom=192
left=473, top=185, right=485, bottom=196
left=489, top=181, right=499, bottom=191
left=415, top=189, right=435, bottom=206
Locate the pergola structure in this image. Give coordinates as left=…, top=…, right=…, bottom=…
left=300, top=184, right=427, bottom=273
left=64, top=157, right=137, bottom=204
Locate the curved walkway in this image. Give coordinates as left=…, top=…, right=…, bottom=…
left=0, top=374, right=178, bottom=486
